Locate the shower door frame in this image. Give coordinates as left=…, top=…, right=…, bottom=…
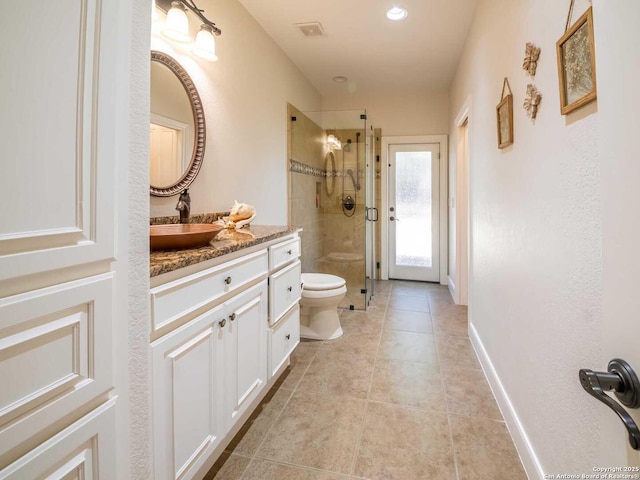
left=380, top=135, right=449, bottom=285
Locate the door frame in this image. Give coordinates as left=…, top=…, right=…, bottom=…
left=381, top=135, right=448, bottom=284
left=451, top=99, right=471, bottom=305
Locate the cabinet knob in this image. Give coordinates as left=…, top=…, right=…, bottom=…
left=287, top=249, right=292, bottom=255
left=219, top=319, right=227, bottom=328
left=287, top=286, right=293, bottom=292
left=285, top=334, right=291, bottom=340
left=229, top=313, right=236, bottom=321
left=225, top=276, right=232, bottom=285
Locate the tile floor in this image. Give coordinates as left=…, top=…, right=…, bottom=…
left=205, top=280, right=527, bottom=480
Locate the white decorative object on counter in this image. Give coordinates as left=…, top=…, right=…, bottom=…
left=223, top=200, right=256, bottom=229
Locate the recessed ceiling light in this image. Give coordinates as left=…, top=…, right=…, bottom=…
left=333, top=76, right=348, bottom=83
left=386, top=6, right=408, bottom=21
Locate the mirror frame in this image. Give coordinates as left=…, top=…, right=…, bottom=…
left=150, top=50, right=206, bottom=197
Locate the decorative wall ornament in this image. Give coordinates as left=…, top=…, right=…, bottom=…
left=522, top=42, right=541, bottom=76
left=556, top=5, right=597, bottom=115
left=524, top=84, right=542, bottom=118
left=496, top=77, right=514, bottom=149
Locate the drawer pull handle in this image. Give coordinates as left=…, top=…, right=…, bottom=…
left=287, top=249, right=292, bottom=255
left=229, top=313, right=237, bottom=321
left=225, top=276, right=232, bottom=285
left=219, top=319, right=227, bottom=328
left=288, top=286, right=293, bottom=292
left=285, top=334, right=291, bottom=340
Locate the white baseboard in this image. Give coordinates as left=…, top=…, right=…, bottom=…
left=448, top=276, right=457, bottom=301
left=469, top=322, right=544, bottom=480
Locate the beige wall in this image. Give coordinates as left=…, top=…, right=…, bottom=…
left=150, top=0, right=322, bottom=222
left=448, top=0, right=600, bottom=476
left=323, top=90, right=449, bottom=136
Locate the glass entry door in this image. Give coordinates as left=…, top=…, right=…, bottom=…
left=388, top=143, right=440, bottom=281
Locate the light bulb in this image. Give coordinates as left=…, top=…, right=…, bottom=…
left=162, top=1, right=191, bottom=43
left=193, top=25, right=218, bottom=61
left=386, top=6, right=408, bottom=21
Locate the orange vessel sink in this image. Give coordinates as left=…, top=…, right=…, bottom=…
left=150, top=223, right=224, bottom=251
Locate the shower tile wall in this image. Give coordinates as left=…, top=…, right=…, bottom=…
left=287, top=106, right=366, bottom=310
left=288, top=104, right=324, bottom=274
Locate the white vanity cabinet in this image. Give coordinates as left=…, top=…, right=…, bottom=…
left=150, top=232, right=300, bottom=480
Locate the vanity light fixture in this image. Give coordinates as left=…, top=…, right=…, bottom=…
left=193, top=24, right=218, bottom=61
left=327, top=134, right=342, bottom=150
left=163, top=1, right=190, bottom=42
left=159, top=0, right=222, bottom=61
left=386, top=6, right=408, bottom=21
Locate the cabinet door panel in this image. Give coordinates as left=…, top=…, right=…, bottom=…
left=152, top=305, right=224, bottom=480
left=223, top=281, right=267, bottom=430
left=0, top=274, right=113, bottom=465
left=0, top=0, right=120, bottom=279
left=0, top=398, right=116, bottom=480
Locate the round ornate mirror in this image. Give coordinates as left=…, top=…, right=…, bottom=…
left=150, top=51, right=205, bottom=197
left=325, top=151, right=336, bottom=195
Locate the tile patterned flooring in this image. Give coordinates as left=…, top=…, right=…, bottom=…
left=205, top=280, right=527, bottom=480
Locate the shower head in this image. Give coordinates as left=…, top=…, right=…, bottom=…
left=346, top=169, right=361, bottom=191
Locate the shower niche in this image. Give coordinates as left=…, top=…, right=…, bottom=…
left=288, top=105, right=376, bottom=310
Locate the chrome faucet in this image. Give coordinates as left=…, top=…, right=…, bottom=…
left=176, top=189, right=191, bottom=224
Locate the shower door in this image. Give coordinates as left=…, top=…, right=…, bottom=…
left=365, top=125, right=377, bottom=305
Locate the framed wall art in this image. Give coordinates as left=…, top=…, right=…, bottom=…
left=497, top=77, right=514, bottom=149
left=556, top=6, right=597, bottom=115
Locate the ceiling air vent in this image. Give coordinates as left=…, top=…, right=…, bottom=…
left=295, top=22, right=326, bottom=37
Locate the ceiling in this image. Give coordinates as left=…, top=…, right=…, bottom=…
left=237, top=0, right=478, bottom=99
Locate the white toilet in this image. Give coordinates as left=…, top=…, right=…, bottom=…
left=300, top=273, right=347, bottom=340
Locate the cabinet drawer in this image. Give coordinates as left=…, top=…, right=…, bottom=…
left=269, top=305, right=300, bottom=378
left=268, top=260, right=301, bottom=325
left=269, top=238, right=300, bottom=272
left=151, top=250, right=268, bottom=337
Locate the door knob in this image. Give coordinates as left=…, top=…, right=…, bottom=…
left=219, top=319, right=226, bottom=328
left=225, top=276, right=232, bottom=285
left=229, top=313, right=236, bottom=321
left=390, top=207, right=395, bottom=212
left=579, top=358, right=640, bottom=450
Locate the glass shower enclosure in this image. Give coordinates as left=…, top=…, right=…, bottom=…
left=288, top=106, right=376, bottom=310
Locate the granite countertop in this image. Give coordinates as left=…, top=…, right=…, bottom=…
left=150, top=225, right=298, bottom=277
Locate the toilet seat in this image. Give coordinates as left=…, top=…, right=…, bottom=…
left=301, top=273, right=346, bottom=291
